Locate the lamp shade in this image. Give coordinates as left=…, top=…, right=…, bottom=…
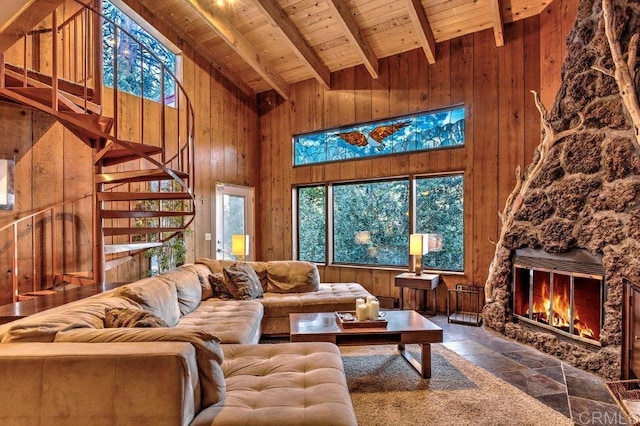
left=231, top=234, right=249, bottom=257
left=409, top=234, right=427, bottom=256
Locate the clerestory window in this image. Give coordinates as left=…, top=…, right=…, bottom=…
left=102, top=0, right=177, bottom=104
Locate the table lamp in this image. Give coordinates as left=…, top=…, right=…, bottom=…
left=410, top=233, right=443, bottom=275
left=231, top=234, right=249, bottom=262
left=409, top=234, right=427, bottom=275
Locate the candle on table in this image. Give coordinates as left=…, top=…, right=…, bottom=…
left=366, top=295, right=377, bottom=304
left=356, top=303, right=368, bottom=321
left=355, top=298, right=365, bottom=311
left=367, top=300, right=380, bottom=319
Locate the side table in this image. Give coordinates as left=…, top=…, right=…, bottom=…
left=395, top=272, right=440, bottom=315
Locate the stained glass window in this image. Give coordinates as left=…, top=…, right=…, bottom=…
left=293, top=107, right=464, bottom=166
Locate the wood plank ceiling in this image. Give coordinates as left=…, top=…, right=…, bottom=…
left=128, top=0, right=552, bottom=99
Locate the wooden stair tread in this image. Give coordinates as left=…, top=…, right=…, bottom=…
left=100, top=146, right=164, bottom=166
left=59, top=112, right=113, bottom=134
left=105, top=242, right=164, bottom=254
left=98, top=192, right=192, bottom=201
left=104, top=227, right=185, bottom=236
left=104, top=256, right=133, bottom=272
left=97, top=168, right=189, bottom=184
left=101, top=210, right=191, bottom=218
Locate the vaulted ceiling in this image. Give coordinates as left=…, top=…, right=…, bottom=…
left=4, top=0, right=554, bottom=100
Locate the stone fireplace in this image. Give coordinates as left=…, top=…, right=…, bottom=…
left=482, top=0, right=640, bottom=381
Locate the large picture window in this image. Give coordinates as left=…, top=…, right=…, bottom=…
left=293, top=107, right=464, bottom=166
left=296, top=175, right=464, bottom=272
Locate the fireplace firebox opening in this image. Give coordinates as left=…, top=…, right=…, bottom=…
left=511, top=249, right=605, bottom=347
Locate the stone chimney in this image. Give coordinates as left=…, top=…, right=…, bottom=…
left=482, top=0, right=640, bottom=380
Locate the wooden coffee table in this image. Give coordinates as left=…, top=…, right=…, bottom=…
left=289, top=310, right=443, bottom=378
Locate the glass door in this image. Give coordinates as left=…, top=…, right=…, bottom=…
left=215, top=183, right=255, bottom=260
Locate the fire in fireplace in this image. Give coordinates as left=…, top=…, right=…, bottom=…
left=512, top=249, right=605, bottom=346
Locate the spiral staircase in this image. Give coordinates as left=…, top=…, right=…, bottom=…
left=0, top=0, right=195, bottom=301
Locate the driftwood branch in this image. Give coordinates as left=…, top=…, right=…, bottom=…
left=484, top=91, right=584, bottom=302
left=596, top=0, right=640, bottom=153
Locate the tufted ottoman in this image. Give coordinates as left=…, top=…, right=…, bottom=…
left=191, top=342, right=357, bottom=426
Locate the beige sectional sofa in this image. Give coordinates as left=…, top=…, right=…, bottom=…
left=0, top=260, right=371, bottom=425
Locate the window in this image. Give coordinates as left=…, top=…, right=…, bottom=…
left=296, top=175, right=464, bottom=272
left=293, top=107, right=464, bottom=166
left=333, top=180, right=408, bottom=266
left=102, top=0, right=177, bottom=103
left=297, top=186, right=326, bottom=263
left=416, top=174, right=464, bottom=271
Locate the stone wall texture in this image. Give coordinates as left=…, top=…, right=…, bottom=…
left=482, top=0, right=640, bottom=380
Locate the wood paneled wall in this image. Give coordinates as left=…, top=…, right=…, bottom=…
left=258, top=1, right=578, bottom=312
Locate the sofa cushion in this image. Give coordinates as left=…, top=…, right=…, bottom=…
left=191, top=342, right=357, bottom=426
left=161, top=265, right=203, bottom=315
left=266, top=261, right=320, bottom=293
left=0, top=297, right=143, bottom=343
left=200, top=273, right=214, bottom=300
left=223, top=263, right=264, bottom=299
left=177, top=300, right=263, bottom=344
left=169, top=268, right=203, bottom=315
left=114, top=277, right=181, bottom=327
left=54, top=327, right=226, bottom=407
left=104, top=307, right=168, bottom=328
left=209, top=273, right=233, bottom=299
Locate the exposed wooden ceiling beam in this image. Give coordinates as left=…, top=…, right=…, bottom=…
left=125, top=0, right=255, bottom=99
left=404, top=0, right=436, bottom=64
left=489, top=0, right=505, bottom=47
left=250, top=0, right=330, bottom=89
left=325, top=0, right=379, bottom=79
left=0, top=0, right=64, bottom=53
left=185, top=0, right=290, bottom=100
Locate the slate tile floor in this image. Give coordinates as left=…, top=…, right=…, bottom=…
left=429, top=315, right=627, bottom=425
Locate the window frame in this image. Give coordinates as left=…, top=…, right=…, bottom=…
left=294, top=172, right=466, bottom=274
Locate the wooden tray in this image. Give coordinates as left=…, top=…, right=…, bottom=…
left=335, top=311, right=388, bottom=328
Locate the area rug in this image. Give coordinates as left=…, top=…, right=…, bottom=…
left=341, top=344, right=573, bottom=426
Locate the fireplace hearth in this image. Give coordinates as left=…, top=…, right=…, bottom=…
left=512, top=249, right=605, bottom=347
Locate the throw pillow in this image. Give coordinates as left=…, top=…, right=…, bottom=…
left=208, top=272, right=234, bottom=299
left=104, top=307, right=168, bottom=328
left=222, top=263, right=263, bottom=300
